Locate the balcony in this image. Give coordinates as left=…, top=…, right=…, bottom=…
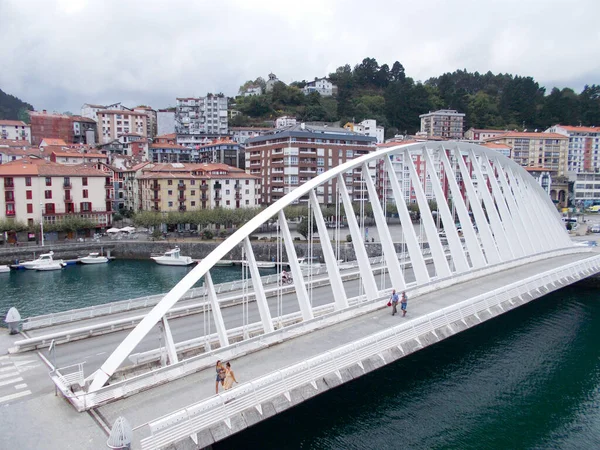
left=63, top=195, right=73, bottom=202
left=200, top=184, right=208, bottom=190
left=214, top=194, right=222, bottom=201
left=63, top=182, right=72, bottom=189
left=4, top=182, right=14, bottom=190
left=235, top=193, right=242, bottom=200
left=152, top=184, right=160, bottom=191
left=234, top=184, right=241, bottom=190
left=178, top=184, right=186, bottom=191
left=178, top=196, right=186, bottom=202
left=5, top=210, right=15, bottom=217
left=201, top=194, right=208, bottom=201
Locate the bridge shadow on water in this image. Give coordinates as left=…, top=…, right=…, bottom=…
left=215, top=282, right=600, bottom=450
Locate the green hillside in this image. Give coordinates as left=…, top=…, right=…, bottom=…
left=0, top=88, right=34, bottom=123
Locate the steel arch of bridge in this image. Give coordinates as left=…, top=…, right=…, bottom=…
left=89, top=141, right=572, bottom=392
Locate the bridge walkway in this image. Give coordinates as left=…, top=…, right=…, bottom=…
left=97, top=252, right=594, bottom=448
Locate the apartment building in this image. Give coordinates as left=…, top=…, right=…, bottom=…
left=175, top=95, right=228, bottom=138
left=480, top=142, right=511, bottom=158
left=196, top=139, right=244, bottom=168
left=0, top=120, right=31, bottom=143
left=419, top=109, right=465, bottom=139
left=464, top=128, right=506, bottom=141
left=245, top=123, right=377, bottom=205
left=0, top=142, right=43, bottom=164
left=81, top=102, right=126, bottom=122
left=49, top=147, right=108, bottom=165
left=344, top=119, right=385, bottom=144
left=149, top=142, right=194, bottom=163
left=483, top=132, right=569, bottom=176
left=545, top=125, right=600, bottom=173
left=275, top=116, right=297, bottom=129
left=572, top=172, right=600, bottom=206
left=138, top=162, right=260, bottom=212
left=72, top=116, right=97, bottom=145
left=230, top=127, right=273, bottom=144
left=134, top=106, right=158, bottom=138
left=29, top=111, right=97, bottom=146
left=96, top=109, right=148, bottom=144
left=157, top=109, right=175, bottom=135
left=0, top=158, right=110, bottom=227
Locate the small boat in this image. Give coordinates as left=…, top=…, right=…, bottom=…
left=151, top=247, right=195, bottom=266
left=215, top=260, right=234, bottom=267
left=35, top=262, right=66, bottom=271
left=21, top=251, right=64, bottom=270
left=298, top=256, right=322, bottom=268
left=78, top=252, right=109, bottom=264
left=242, top=260, right=277, bottom=269
left=0, top=265, right=10, bottom=273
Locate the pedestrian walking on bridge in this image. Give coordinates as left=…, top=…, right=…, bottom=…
left=401, top=291, right=408, bottom=317
left=390, top=289, right=399, bottom=316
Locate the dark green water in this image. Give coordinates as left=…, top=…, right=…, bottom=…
left=216, top=285, right=600, bottom=450
left=0, top=260, right=276, bottom=320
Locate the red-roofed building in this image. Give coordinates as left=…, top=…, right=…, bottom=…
left=97, top=109, right=148, bottom=144
left=29, top=111, right=97, bottom=146
left=0, top=158, right=111, bottom=227
left=49, top=148, right=109, bottom=165
left=139, top=162, right=260, bottom=212
left=0, top=120, right=31, bottom=143
left=480, top=142, right=512, bottom=158
left=464, top=128, right=507, bottom=142
left=483, top=132, right=569, bottom=176
left=546, top=125, right=600, bottom=173
left=154, top=133, right=177, bottom=145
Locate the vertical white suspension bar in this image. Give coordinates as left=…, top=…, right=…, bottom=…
left=205, top=271, right=229, bottom=348
left=439, top=146, right=486, bottom=268
left=278, top=210, right=314, bottom=321
left=468, top=148, right=514, bottom=260
left=481, top=154, right=525, bottom=258
left=160, top=316, right=179, bottom=365
left=505, top=168, right=546, bottom=253
left=309, top=190, right=349, bottom=309
left=453, top=146, right=502, bottom=264
left=243, top=237, right=274, bottom=333
left=337, top=175, right=379, bottom=300
left=384, top=156, right=430, bottom=283
left=404, top=148, right=451, bottom=278
left=492, top=158, right=535, bottom=255
left=361, top=163, right=406, bottom=290
left=423, top=146, right=469, bottom=273
left=516, top=174, right=558, bottom=250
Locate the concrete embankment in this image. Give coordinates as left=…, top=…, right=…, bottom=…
left=0, top=239, right=406, bottom=264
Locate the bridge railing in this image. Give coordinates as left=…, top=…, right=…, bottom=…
left=138, top=253, right=600, bottom=450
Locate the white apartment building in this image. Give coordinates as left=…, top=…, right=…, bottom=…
left=175, top=96, right=228, bottom=137
left=344, top=119, right=385, bottom=144
left=96, top=110, right=148, bottom=144
left=546, top=125, right=600, bottom=173
left=243, top=86, right=263, bottom=97
left=0, top=158, right=110, bottom=227
left=134, top=107, right=157, bottom=138
left=81, top=102, right=126, bottom=122
left=0, top=120, right=31, bottom=143
left=302, top=78, right=337, bottom=97
left=420, top=109, right=465, bottom=139
left=229, top=127, right=273, bottom=145
left=573, top=172, right=600, bottom=206
left=464, top=128, right=507, bottom=142
left=157, top=109, right=175, bottom=135
left=275, top=116, right=297, bottom=128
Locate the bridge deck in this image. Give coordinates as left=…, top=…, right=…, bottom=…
left=92, top=251, right=594, bottom=448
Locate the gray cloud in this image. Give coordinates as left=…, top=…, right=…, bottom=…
left=1, top=0, right=599, bottom=112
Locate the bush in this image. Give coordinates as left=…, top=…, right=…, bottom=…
left=201, top=229, right=214, bottom=240
left=346, top=234, right=352, bottom=242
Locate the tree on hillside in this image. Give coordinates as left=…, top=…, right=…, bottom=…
left=0, top=89, right=34, bottom=121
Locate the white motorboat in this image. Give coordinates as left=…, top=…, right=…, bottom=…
left=151, top=247, right=195, bottom=266
left=21, top=251, right=64, bottom=270
left=78, top=252, right=109, bottom=264
left=35, top=262, right=66, bottom=271
left=242, top=260, right=277, bottom=269
left=298, top=256, right=322, bottom=268
left=215, top=260, right=234, bottom=267
left=0, top=265, right=10, bottom=273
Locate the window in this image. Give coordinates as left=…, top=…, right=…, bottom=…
left=168, top=190, right=173, bottom=196
left=168, top=180, right=173, bottom=185
left=226, top=190, right=230, bottom=195
left=27, top=204, right=33, bottom=214
left=191, top=201, right=196, bottom=206
left=83, top=189, right=88, bottom=198
left=245, top=180, right=249, bottom=185
left=80, top=202, right=91, bottom=212
left=190, top=179, right=196, bottom=185
left=245, top=189, right=249, bottom=194
left=82, top=177, right=88, bottom=186
left=225, top=180, right=230, bottom=184
left=45, top=190, right=52, bottom=199
left=190, top=190, right=195, bottom=196
left=26, top=190, right=32, bottom=200
left=25, top=177, right=31, bottom=186
left=168, top=201, right=173, bottom=207
left=45, top=177, right=52, bottom=186
left=246, top=200, right=250, bottom=205
left=226, top=200, right=230, bottom=205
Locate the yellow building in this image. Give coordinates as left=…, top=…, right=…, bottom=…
left=139, top=162, right=260, bottom=212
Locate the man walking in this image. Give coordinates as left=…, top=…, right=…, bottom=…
left=390, top=289, right=399, bottom=316
left=401, top=291, right=408, bottom=317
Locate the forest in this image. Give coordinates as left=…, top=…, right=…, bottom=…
left=233, top=58, right=600, bottom=138
left=0, top=88, right=33, bottom=122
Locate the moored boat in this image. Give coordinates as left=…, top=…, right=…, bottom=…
left=78, top=252, right=109, bottom=264
left=215, top=260, right=234, bottom=267
left=35, top=261, right=66, bottom=271
left=151, top=247, right=195, bottom=266
left=21, top=251, right=64, bottom=270
left=242, top=260, right=276, bottom=269
left=0, top=265, right=10, bottom=273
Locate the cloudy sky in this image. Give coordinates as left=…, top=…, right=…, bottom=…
left=1, top=0, right=599, bottom=113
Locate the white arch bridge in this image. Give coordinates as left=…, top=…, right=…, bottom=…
left=45, top=141, right=599, bottom=448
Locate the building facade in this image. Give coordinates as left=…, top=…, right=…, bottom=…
left=484, top=132, right=569, bottom=176
left=138, top=163, right=260, bottom=212
left=245, top=124, right=377, bottom=205
left=175, top=95, right=228, bottom=136
left=419, top=109, right=465, bottom=139
left=0, top=158, right=110, bottom=227
left=464, top=128, right=506, bottom=141
left=0, top=120, right=31, bottom=143
left=572, top=172, right=600, bottom=206
left=29, top=111, right=74, bottom=147
left=72, top=116, right=97, bottom=145
left=134, top=107, right=158, bottom=138
left=96, top=109, right=148, bottom=144
left=157, top=109, right=175, bottom=136
left=81, top=102, right=126, bottom=122
left=302, top=78, right=337, bottom=97
left=545, top=125, right=600, bottom=173
left=275, top=116, right=297, bottom=129
left=344, top=119, right=384, bottom=144
left=230, top=127, right=273, bottom=144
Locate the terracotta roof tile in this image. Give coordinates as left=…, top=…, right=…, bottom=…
left=0, top=139, right=31, bottom=148
left=40, top=138, right=68, bottom=146
left=554, top=125, right=599, bottom=133
left=0, top=120, right=28, bottom=127
left=484, top=132, right=567, bottom=140
left=0, top=158, right=106, bottom=176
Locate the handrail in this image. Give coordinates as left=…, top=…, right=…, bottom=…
left=139, top=253, right=600, bottom=450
